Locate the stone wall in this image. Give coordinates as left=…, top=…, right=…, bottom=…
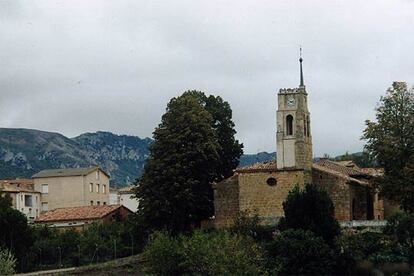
left=312, top=169, right=352, bottom=221
left=350, top=184, right=370, bottom=220
left=213, top=175, right=239, bottom=227
left=238, top=170, right=305, bottom=220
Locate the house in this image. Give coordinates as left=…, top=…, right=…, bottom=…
left=32, top=166, right=110, bottom=212
left=0, top=179, right=41, bottom=222
left=213, top=57, right=395, bottom=227
left=34, top=204, right=132, bottom=231
left=109, top=187, right=120, bottom=205
left=118, top=186, right=138, bottom=212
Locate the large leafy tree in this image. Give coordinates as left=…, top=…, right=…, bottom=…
left=181, top=90, right=244, bottom=181
left=135, top=93, right=222, bottom=233
left=363, top=81, right=414, bottom=213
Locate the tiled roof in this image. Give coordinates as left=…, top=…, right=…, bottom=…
left=360, top=168, right=384, bottom=176
left=35, top=205, right=124, bottom=222
left=315, top=159, right=367, bottom=177
left=32, top=166, right=109, bottom=178
left=236, top=160, right=278, bottom=173
left=0, top=179, right=38, bottom=193
left=119, top=186, right=135, bottom=194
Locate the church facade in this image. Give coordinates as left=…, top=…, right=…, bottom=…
left=213, top=57, right=387, bottom=227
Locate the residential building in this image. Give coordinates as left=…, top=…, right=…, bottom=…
left=32, top=166, right=110, bottom=212
left=0, top=179, right=41, bottom=222
left=119, top=186, right=138, bottom=212
left=109, top=187, right=120, bottom=205
left=34, top=204, right=132, bottom=231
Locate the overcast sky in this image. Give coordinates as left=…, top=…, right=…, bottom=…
left=1, top=1, right=413, bottom=156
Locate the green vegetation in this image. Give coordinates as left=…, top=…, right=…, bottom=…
left=0, top=191, right=33, bottom=271
left=363, top=81, right=414, bottom=213
left=0, top=247, right=16, bottom=275
left=135, top=91, right=242, bottom=233
left=143, top=230, right=265, bottom=275
left=279, top=184, right=340, bottom=245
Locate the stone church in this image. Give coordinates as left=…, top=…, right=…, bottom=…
left=213, top=56, right=390, bottom=227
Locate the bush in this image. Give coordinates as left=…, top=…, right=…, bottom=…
left=384, top=212, right=414, bottom=264
left=266, top=229, right=336, bottom=275
left=230, top=211, right=274, bottom=242
left=143, top=230, right=265, bottom=275
left=0, top=247, right=16, bottom=275
left=279, top=184, right=340, bottom=245
left=143, top=231, right=185, bottom=275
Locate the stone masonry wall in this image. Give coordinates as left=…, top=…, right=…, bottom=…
left=312, top=169, right=351, bottom=221
left=350, top=184, right=369, bottom=220
left=213, top=176, right=239, bottom=227
left=238, top=170, right=305, bottom=221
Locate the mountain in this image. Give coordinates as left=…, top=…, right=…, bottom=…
left=0, top=128, right=151, bottom=187
left=0, top=128, right=277, bottom=186
left=238, top=151, right=276, bottom=167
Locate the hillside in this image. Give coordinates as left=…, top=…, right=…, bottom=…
left=0, top=128, right=151, bottom=186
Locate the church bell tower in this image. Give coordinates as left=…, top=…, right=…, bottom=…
left=276, top=51, right=313, bottom=171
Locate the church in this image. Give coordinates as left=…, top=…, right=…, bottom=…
left=213, top=56, right=390, bottom=227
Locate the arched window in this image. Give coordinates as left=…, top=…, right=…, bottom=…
left=306, top=117, right=310, bottom=137
left=286, top=115, right=293, bottom=136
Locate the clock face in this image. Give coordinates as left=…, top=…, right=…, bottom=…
left=287, top=96, right=296, bottom=107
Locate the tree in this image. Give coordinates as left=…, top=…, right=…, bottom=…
left=181, top=91, right=243, bottom=180
left=0, top=191, right=33, bottom=270
left=135, top=94, right=221, bottom=233
left=279, top=184, right=340, bottom=245
left=363, top=81, right=414, bottom=213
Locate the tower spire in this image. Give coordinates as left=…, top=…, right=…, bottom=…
left=299, top=47, right=304, bottom=87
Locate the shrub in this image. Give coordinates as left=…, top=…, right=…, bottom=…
left=384, top=212, right=414, bottom=264
left=0, top=247, right=16, bottom=275
left=230, top=211, right=274, bottom=242
left=181, top=230, right=265, bottom=275
left=279, top=184, right=340, bottom=245
left=266, top=229, right=336, bottom=275
left=143, top=231, right=185, bottom=275
left=143, top=230, right=265, bottom=275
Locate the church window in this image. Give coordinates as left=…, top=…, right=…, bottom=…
left=266, top=177, right=277, bottom=187
left=306, top=116, right=310, bottom=137
left=286, top=115, right=293, bottom=136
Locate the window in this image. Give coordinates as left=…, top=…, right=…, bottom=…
left=97, top=201, right=100, bottom=205
left=96, top=184, right=100, bottom=193
left=306, top=116, right=310, bottom=137
left=42, top=202, right=48, bottom=211
left=286, top=115, right=293, bottom=136
left=103, top=202, right=106, bottom=205
left=89, top=183, right=93, bottom=193
left=96, top=170, right=100, bottom=180
left=102, top=185, right=106, bottom=194
left=21, top=195, right=23, bottom=201
left=41, top=184, right=49, bottom=194
left=266, top=177, right=277, bottom=187
left=24, top=195, right=33, bottom=207
left=90, top=201, right=93, bottom=206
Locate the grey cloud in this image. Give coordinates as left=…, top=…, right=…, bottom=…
left=1, top=0, right=414, bottom=156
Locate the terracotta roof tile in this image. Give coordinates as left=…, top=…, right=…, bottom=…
left=35, top=205, right=123, bottom=222
left=0, top=179, right=37, bottom=193
left=316, top=159, right=367, bottom=177
left=236, top=160, right=278, bottom=173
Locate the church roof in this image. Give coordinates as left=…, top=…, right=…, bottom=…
left=315, top=159, right=367, bottom=177
left=235, top=160, right=278, bottom=173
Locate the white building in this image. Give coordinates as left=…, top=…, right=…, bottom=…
left=118, top=186, right=138, bottom=212
left=0, top=179, right=41, bottom=222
